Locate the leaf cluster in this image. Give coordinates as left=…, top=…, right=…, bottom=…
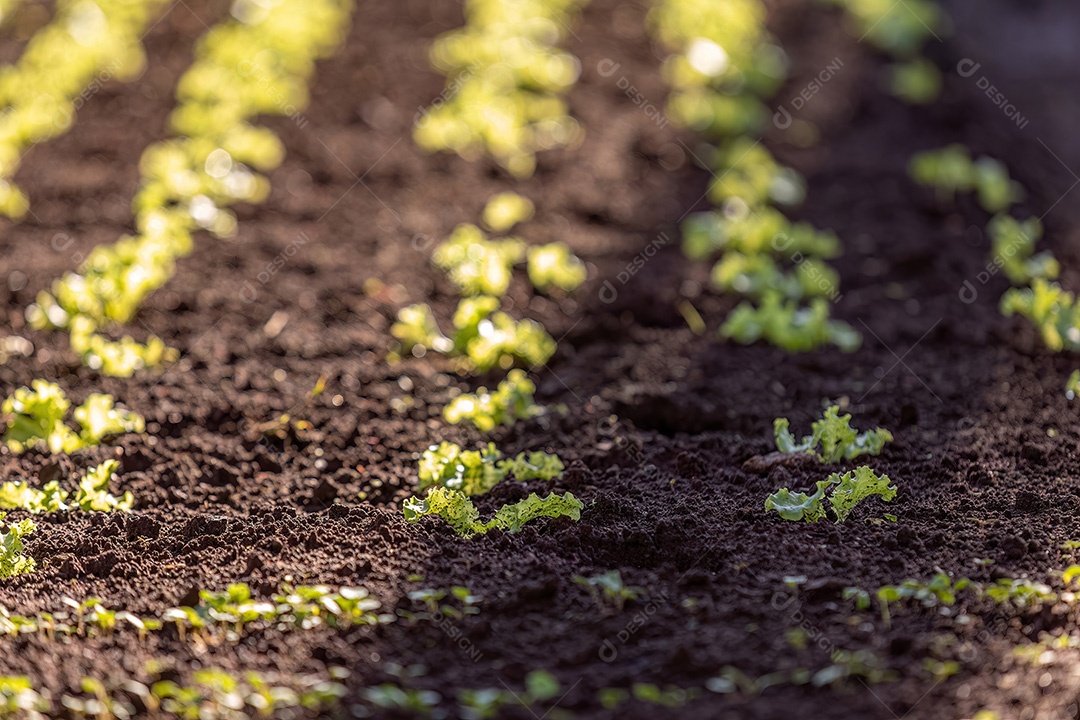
left=773, top=405, right=893, bottom=462
left=2, top=381, right=143, bottom=454
left=764, top=466, right=897, bottom=523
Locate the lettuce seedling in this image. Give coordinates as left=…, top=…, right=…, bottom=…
left=418, top=442, right=565, bottom=495
left=419, top=442, right=505, bottom=497
left=75, top=461, right=133, bottom=512
left=1, top=380, right=77, bottom=454
left=407, top=441, right=577, bottom=536
left=482, top=192, right=535, bottom=233
left=681, top=208, right=840, bottom=262
left=774, top=405, right=893, bottom=463
left=573, top=570, right=641, bottom=612
left=527, top=243, right=587, bottom=293
left=711, top=252, right=839, bottom=300
left=909, top=146, right=1022, bottom=213
left=0, top=513, right=35, bottom=579
left=1068, top=370, right=1080, bottom=400
left=721, top=294, right=861, bottom=352
left=765, top=466, right=896, bottom=523
left=987, top=214, right=1057, bottom=285
left=708, top=138, right=805, bottom=208
left=393, top=298, right=556, bottom=373
left=828, top=466, right=897, bottom=522
left=823, top=0, right=943, bottom=57
left=433, top=223, right=526, bottom=297
left=404, top=486, right=584, bottom=537
left=889, top=58, right=942, bottom=105
left=444, top=369, right=544, bottom=431
left=0, top=460, right=132, bottom=513
left=1, top=381, right=143, bottom=454
left=1000, top=279, right=1080, bottom=352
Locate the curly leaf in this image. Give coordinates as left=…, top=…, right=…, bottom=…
left=484, top=492, right=583, bottom=533
left=764, top=479, right=836, bottom=522
left=828, top=467, right=897, bottom=523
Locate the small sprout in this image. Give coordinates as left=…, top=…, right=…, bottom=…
left=482, top=193, right=535, bottom=233
left=774, top=405, right=893, bottom=463
left=433, top=223, right=526, bottom=297
left=765, top=466, right=897, bottom=523
left=527, top=243, right=587, bottom=293
left=393, top=297, right=556, bottom=373
left=0, top=513, right=35, bottom=579
left=889, top=57, right=942, bottom=105
left=824, top=0, right=943, bottom=56
left=708, top=138, right=805, bottom=208
left=573, top=570, right=641, bottom=612
left=909, top=145, right=1023, bottom=213
left=1001, top=279, right=1080, bottom=352
left=443, top=369, right=544, bottom=431
left=987, top=214, right=1056, bottom=285
left=403, top=486, right=583, bottom=537
left=631, top=683, right=698, bottom=707
left=811, top=650, right=895, bottom=687
left=1, top=381, right=143, bottom=454
left=721, top=293, right=860, bottom=353
left=1066, top=371, right=1080, bottom=399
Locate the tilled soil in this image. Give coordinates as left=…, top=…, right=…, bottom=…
left=2, top=0, right=1080, bottom=717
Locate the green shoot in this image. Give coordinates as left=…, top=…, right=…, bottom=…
left=0, top=460, right=132, bottom=513
left=708, top=138, right=805, bottom=208
left=774, top=405, right=893, bottom=462
left=987, top=214, right=1057, bottom=285
left=822, top=0, right=944, bottom=57
left=418, top=442, right=566, bottom=498
left=573, top=570, right=641, bottom=612
left=0, top=513, right=35, bottom=579
left=418, top=442, right=506, bottom=497
left=1001, top=279, right=1080, bottom=352
left=765, top=466, right=896, bottom=523
left=482, top=193, right=535, bottom=233
left=889, top=58, right=942, bottom=105
left=2, top=381, right=143, bottom=454
left=403, top=486, right=583, bottom=537
left=721, top=294, right=860, bottom=352
left=433, top=223, right=526, bottom=297
left=909, top=145, right=1022, bottom=213
left=444, top=369, right=544, bottom=431
left=1067, top=370, right=1080, bottom=400
left=527, top=243, right=587, bottom=293
left=393, top=297, right=556, bottom=373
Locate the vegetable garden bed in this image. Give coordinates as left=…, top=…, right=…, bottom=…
left=1, top=0, right=1079, bottom=717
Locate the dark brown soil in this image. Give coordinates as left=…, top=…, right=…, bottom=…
left=2, top=0, right=1080, bottom=717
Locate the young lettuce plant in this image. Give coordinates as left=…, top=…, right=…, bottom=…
left=418, top=442, right=565, bottom=495
left=2, top=381, right=143, bottom=454
left=1000, top=279, right=1080, bottom=352
left=765, top=466, right=897, bottom=523
left=392, top=297, right=556, bottom=373
left=444, top=369, right=544, bottom=431
left=482, top=192, right=535, bottom=233
left=987, top=214, right=1058, bottom=285
left=909, top=146, right=1023, bottom=213
left=404, top=486, right=583, bottom=537
left=721, top=294, right=861, bottom=352
left=0, top=460, right=132, bottom=513
left=0, top=514, right=35, bottom=579
left=406, top=442, right=578, bottom=536
left=774, top=405, right=893, bottom=462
